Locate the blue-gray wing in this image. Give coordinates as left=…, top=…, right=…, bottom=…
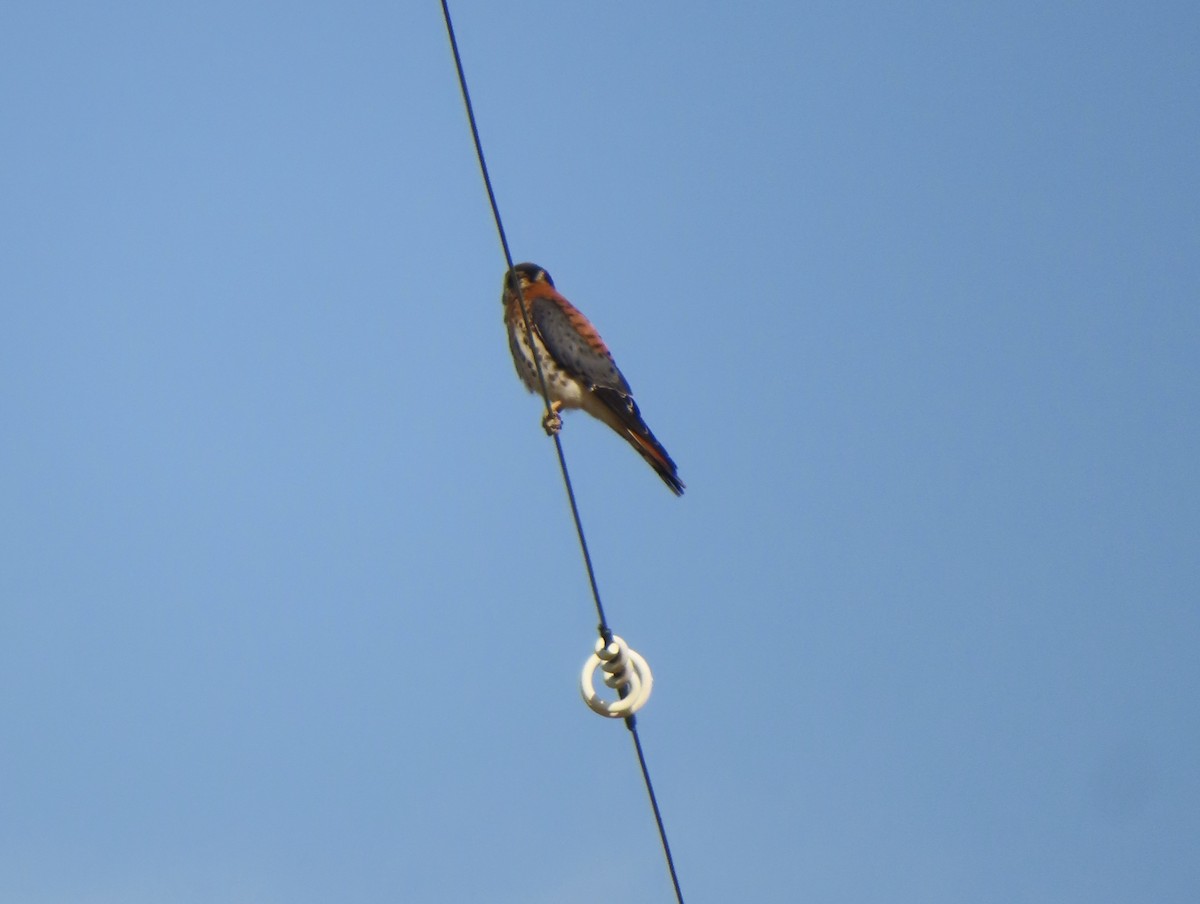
left=529, top=295, right=685, bottom=495
left=530, top=297, right=632, bottom=394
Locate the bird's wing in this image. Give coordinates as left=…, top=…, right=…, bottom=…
left=531, top=296, right=658, bottom=440
left=530, top=296, right=632, bottom=395
left=531, top=294, right=685, bottom=495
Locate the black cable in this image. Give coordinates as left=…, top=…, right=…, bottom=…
left=628, top=716, right=686, bottom=903
left=439, top=4, right=684, bottom=902
left=438, top=0, right=612, bottom=641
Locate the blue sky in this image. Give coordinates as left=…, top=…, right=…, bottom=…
left=2, top=2, right=1197, bottom=902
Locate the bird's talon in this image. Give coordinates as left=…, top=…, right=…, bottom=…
left=542, top=405, right=563, bottom=436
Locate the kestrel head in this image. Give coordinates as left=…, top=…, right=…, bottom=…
left=503, top=262, right=554, bottom=303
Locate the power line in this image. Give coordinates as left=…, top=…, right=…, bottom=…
left=629, top=713, right=686, bottom=902
left=438, top=0, right=610, bottom=640
left=438, top=4, right=686, bottom=902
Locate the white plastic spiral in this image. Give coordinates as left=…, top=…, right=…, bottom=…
left=580, top=635, right=653, bottom=718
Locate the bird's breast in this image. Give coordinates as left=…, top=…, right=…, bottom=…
left=507, top=320, right=588, bottom=409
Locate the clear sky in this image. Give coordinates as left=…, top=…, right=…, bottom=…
left=2, top=2, right=1197, bottom=902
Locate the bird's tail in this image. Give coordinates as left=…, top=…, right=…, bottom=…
left=592, top=385, right=684, bottom=496
left=625, top=427, right=685, bottom=496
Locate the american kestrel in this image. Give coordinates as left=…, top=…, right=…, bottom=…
left=502, top=262, right=684, bottom=496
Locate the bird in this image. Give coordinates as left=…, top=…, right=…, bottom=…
left=501, top=262, right=684, bottom=496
